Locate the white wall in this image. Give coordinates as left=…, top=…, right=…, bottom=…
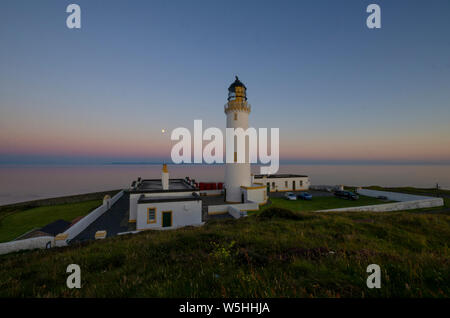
left=63, top=190, right=124, bottom=242
left=318, top=198, right=444, bottom=213
left=228, top=205, right=247, bottom=219
left=137, top=200, right=202, bottom=230
left=129, top=190, right=196, bottom=221
left=255, top=177, right=310, bottom=192
left=244, top=187, right=266, bottom=204
left=129, top=193, right=140, bottom=221
left=208, top=202, right=259, bottom=215
left=317, top=189, right=444, bottom=213
left=225, top=104, right=251, bottom=202
left=0, top=236, right=54, bottom=255
left=357, top=189, right=436, bottom=202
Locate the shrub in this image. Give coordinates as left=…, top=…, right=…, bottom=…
left=259, top=207, right=304, bottom=220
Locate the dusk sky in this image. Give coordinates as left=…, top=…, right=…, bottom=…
left=1, top=0, right=450, bottom=164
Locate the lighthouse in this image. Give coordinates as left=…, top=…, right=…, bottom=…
left=224, top=76, right=252, bottom=203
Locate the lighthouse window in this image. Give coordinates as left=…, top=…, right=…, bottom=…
left=147, top=207, right=156, bottom=224
left=234, top=113, right=238, bottom=120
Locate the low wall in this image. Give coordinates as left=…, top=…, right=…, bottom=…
left=208, top=202, right=258, bottom=215
left=199, top=190, right=223, bottom=196
left=62, top=190, right=124, bottom=243
left=357, top=189, right=435, bottom=202
left=318, top=199, right=443, bottom=213
left=0, top=236, right=54, bottom=255
left=318, top=189, right=444, bottom=213
left=228, top=206, right=248, bottom=219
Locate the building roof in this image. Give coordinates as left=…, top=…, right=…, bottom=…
left=138, top=193, right=200, bottom=204
left=254, top=174, right=308, bottom=179
left=40, top=219, right=71, bottom=236
left=130, top=178, right=198, bottom=194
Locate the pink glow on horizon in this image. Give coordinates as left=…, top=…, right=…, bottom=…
left=1, top=116, right=449, bottom=161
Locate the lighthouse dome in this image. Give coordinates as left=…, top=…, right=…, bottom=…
left=228, top=76, right=247, bottom=101
left=228, top=76, right=246, bottom=91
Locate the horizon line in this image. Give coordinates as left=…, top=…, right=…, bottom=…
left=1, top=160, right=450, bottom=166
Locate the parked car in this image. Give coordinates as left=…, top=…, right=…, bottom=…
left=334, top=190, right=359, bottom=200
left=297, top=192, right=312, bottom=200
left=284, top=192, right=297, bottom=200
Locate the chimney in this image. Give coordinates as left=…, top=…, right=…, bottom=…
left=162, top=164, right=169, bottom=190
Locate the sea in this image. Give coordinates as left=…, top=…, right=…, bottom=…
left=0, top=164, right=449, bottom=206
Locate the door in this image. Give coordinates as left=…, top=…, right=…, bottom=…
left=162, top=211, right=172, bottom=228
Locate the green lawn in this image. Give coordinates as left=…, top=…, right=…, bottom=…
left=0, top=200, right=102, bottom=243
left=256, top=195, right=390, bottom=214
left=0, top=207, right=449, bottom=297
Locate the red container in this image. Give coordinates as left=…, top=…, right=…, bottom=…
left=217, top=182, right=223, bottom=189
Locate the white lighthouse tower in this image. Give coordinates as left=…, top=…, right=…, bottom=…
left=224, top=76, right=252, bottom=203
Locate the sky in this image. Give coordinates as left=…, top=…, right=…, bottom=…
left=1, top=0, right=450, bottom=165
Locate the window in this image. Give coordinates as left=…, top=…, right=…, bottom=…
left=300, top=180, right=303, bottom=187
left=272, top=182, right=275, bottom=188
left=285, top=181, right=288, bottom=188
left=234, top=113, right=238, bottom=120
left=147, top=207, right=156, bottom=224
left=234, top=151, right=237, bottom=162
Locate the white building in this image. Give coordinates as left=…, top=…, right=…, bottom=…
left=129, top=164, right=203, bottom=230
left=126, top=77, right=310, bottom=231
left=224, top=76, right=252, bottom=203
left=254, top=174, right=310, bottom=192
left=222, top=76, right=272, bottom=206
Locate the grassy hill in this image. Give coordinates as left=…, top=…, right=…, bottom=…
left=1, top=205, right=449, bottom=297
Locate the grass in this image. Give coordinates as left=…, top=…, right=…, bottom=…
left=255, top=195, right=390, bottom=214
left=0, top=186, right=448, bottom=297
left=0, top=207, right=449, bottom=297
left=0, top=200, right=102, bottom=243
